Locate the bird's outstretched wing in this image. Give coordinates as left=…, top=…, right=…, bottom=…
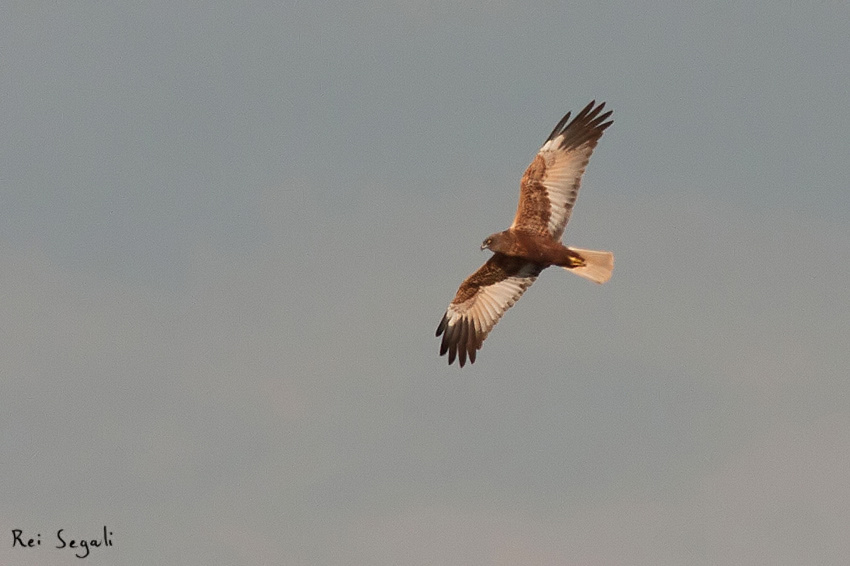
left=510, top=101, right=613, bottom=240
left=436, top=254, right=542, bottom=367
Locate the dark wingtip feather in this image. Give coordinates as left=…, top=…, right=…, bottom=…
left=548, top=100, right=614, bottom=151
left=579, top=100, right=597, bottom=115
left=546, top=112, right=571, bottom=142
left=437, top=315, right=480, bottom=367
left=457, top=321, right=468, bottom=367
left=436, top=313, right=448, bottom=337
left=546, top=101, right=612, bottom=145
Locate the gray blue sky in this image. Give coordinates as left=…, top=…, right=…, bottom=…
left=2, top=1, right=849, bottom=564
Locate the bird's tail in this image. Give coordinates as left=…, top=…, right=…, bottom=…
left=564, top=247, right=614, bottom=284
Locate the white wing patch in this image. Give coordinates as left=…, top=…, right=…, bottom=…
left=445, top=269, right=536, bottom=328
left=536, top=138, right=594, bottom=239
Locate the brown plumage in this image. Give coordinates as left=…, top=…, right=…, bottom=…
left=436, top=101, right=614, bottom=367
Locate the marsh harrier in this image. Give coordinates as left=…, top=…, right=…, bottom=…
left=436, top=101, right=614, bottom=367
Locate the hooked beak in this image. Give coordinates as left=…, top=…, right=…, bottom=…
left=480, top=243, right=487, bottom=250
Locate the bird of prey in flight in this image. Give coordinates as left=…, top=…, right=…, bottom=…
left=436, top=101, right=614, bottom=367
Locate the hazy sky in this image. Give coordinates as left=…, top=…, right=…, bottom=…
left=2, top=1, right=849, bottom=564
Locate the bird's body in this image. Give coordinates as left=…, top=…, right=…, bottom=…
left=436, top=101, right=614, bottom=367
left=481, top=230, right=585, bottom=268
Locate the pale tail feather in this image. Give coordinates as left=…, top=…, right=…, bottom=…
left=564, top=247, right=614, bottom=284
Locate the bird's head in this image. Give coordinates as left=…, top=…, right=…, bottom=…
left=481, top=231, right=510, bottom=253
